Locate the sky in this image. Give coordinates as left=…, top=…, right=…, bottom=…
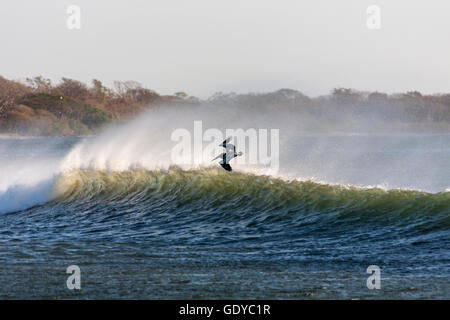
left=1, top=0, right=449, bottom=98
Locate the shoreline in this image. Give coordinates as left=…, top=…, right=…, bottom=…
left=0, top=133, right=36, bottom=139
left=0, top=133, right=96, bottom=140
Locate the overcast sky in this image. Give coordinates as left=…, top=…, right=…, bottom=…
left=1, top=0, right=449, bottom=98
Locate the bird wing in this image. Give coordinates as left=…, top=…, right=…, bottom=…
left=220, top=136, right=232, bottom=147
left=211, top=153, right=224, bottom=161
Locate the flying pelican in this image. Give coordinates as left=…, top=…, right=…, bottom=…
left=212, top=137, right=243, bottom=171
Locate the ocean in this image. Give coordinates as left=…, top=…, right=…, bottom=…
left=0, top=115, right=449, bottom=298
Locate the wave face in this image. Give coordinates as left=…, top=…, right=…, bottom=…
left=54, top=168, right=450, bottom=228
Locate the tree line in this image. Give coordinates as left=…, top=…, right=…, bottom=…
left=1, top=76, right=449, bottom=136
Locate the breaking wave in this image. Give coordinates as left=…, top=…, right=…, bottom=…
left=44, top=168, right=448, bottom=228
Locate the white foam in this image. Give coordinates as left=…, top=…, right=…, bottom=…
left=0, top=177, right=56, bottom=214
left=0, top=158, right=61, bottom=214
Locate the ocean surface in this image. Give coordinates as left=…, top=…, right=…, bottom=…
left=0, top=132, right=449, bottom=299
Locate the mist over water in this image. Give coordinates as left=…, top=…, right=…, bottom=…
left=61, top=102, right=449, bottom=187
left=0, top=138, right=71, bottom=215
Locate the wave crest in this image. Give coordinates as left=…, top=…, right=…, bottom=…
left=52, top=168, right=450, bottom=223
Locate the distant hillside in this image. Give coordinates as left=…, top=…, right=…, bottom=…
left=206, top=88, right=450, bottom=133
left=1, top=76, right=449, bottom=136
